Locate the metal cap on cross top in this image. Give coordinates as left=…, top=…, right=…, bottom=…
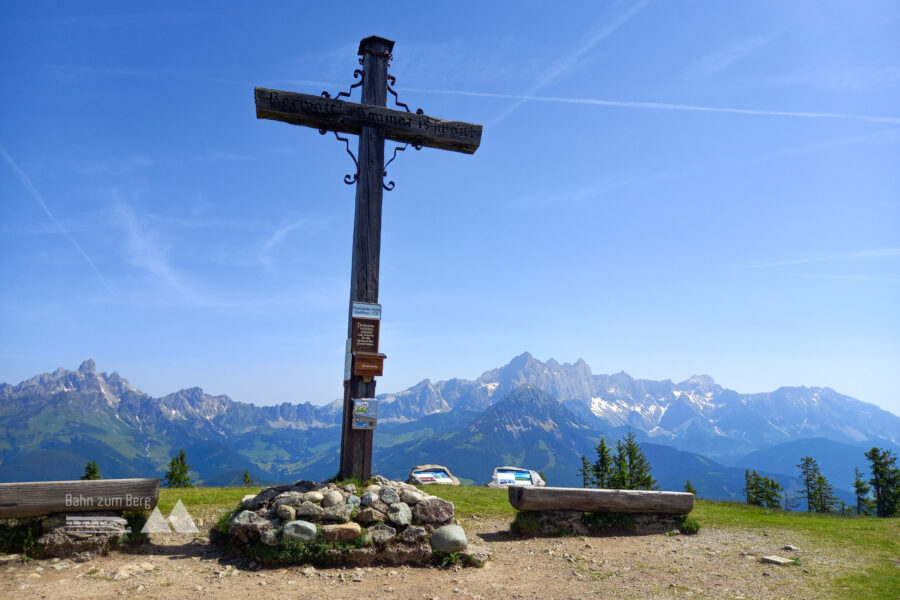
left=254, top=36, right=483, bottom=480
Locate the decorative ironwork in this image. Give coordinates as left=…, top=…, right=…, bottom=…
left=319, top=129, right=359, bottom=185
left=321, top=69, right=364, bottom=101
left=382, top=74, right=424, bottom=191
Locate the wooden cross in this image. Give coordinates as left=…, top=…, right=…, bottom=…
left=254, top=36, right=483, bottom=480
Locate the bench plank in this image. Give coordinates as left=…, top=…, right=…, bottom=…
left=0, top=478, right=159, bottom=518
left=509, top=486, right=694, bottom=514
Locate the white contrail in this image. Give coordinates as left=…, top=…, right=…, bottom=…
left=491, top=0, right=649, bottom=125
left=412, top=88, right=900, bottom=126
left=0, top=143, right=112, bottom=290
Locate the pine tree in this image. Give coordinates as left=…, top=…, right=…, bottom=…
left=853, top=467, right=872, bottom=515
left=744, top=470, right=782, bottom=509
left=796, top=456, right=820, bottom=512
left=81, top=460, right=101, bottom=480
left=592, top=438, right=613, bottom=488
left=577, top=455, right=594, bottom=488
left=623, top=429, right=657, bottom=490
left=164, top=449, right=194, bottom=488
left=812, top=473, right=838, bottom=513
left=684, top=479, right=697, bottom=496
left=242, top=469, right=254, bottom=487
left=609, top=439, right=630, bottom=489
left=864, top=447, right=900, bottom=518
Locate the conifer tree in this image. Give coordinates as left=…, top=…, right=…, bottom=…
left=864, top=447, right=900, bottom=517
left=577, top=455, right=594, bottom=488
left=81, top=460, right=101, bottom=480
left=623, top=429, right=657, bottom=490
left=684, top=479, right=697, bottom=496
left=796, top=456, right=821, bottom=512
left=853, top=467, right=871, bottom=515
left=592, top=438, right=613, bottom=488
left=242, top=469, right=254, bottom=487
left=609, top=439, right=630, bottom=489
left=164, top=449, right=193, bottom=488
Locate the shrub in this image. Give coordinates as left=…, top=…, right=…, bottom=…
left=678, top=516, right=701, bottom=535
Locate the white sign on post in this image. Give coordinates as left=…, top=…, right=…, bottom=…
left=351, top=302, right=382, bottom=320
left=351, top=398, right=378, bottom=430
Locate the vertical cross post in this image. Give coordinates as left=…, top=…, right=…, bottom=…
left=338, top=36, right=394, bottom=480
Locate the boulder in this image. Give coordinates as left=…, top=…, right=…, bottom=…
left=387, top=502, right=412, bottom=527
left=277, top=504, right=296, bottom=521
left=400, top=488, right=425, bottom=505
left=400, top=525, right=427, bottom=543
left=321, top=522, right=361, bottom=543
left=282, top=520, right=318, bottom=543
left=260, top=529, right=279, bottom=546
left=274, top=491, right=303, bottom=507
left=431, top=524, right=467, bottom=553
left=241, top=494, right=257, bottom=510
left=323, top=503, right=354, bottom=523
left=322, top=490, right=344, bottom=508
left=342, top=483, right=358, bottom=494
left=296, top=501, right=324, bottom=519
left=356, top=507, right=385, bottom=525
left=360, top=491, right=379, bottom=507
left=228, top=511, right=276, bottom=544
left=302, top=491, right=324, bottom=504
left=380, top=487, right=400, bottom=505
left=413, top=496, right=455, bottom=524
left=347, top=494, right=361, bottom=507
left=365, top=524, right=396, bottom=544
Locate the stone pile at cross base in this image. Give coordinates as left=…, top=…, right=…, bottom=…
left=227, top=476, right=489, bottom=566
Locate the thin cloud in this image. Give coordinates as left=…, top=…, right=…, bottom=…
left=739, top=248, right=900, bottom=269
left=491, top=0, right=649, bottom=125
left=685, top=32, right=779, bottom=79
left=0, top=143, right=111, bottom=291
left=113, top=197, right=201, bottom=304
left=259, top=219, right=309, bottom=268
left=409, top=88, right=900, bottom=126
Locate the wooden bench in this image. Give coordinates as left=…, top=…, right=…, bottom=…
left=509, top=486, right=693, bottom=514
left=0, top=478, right=159, bottom=519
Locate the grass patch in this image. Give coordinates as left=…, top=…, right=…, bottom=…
left=158, top=486, right=251, bottom=514
left=0, top=517, right=44, bottom=558
left=414, top=485, right=516, bottom=519
left=431, top=549, right=484, bottom=568
left=677, top=515, right=701, bottom=535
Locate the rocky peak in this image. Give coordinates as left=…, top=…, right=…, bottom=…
left=79, top=359, right=97, bottom=374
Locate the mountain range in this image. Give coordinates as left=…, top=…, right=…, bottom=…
left=2, top=354, right=898, bottom=506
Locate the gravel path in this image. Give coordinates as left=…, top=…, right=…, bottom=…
left=0, top=513, right=848, bottom=599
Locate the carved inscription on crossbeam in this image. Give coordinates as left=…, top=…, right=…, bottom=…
left=255, top=88, right=482, bottom=154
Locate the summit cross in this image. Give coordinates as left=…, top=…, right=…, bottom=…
left=254, top=35, right=483, bottom=480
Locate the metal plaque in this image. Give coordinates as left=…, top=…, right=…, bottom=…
left=351, top=302, right=381, bottom=320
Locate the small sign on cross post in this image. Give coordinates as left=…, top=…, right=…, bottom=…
left=254, top=36, right=483, bottom=480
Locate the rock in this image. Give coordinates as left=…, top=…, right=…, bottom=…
left=347, top=494, right=361, bottom=507
left=461, top=543, right=492, bottom=565
left=356, top=508, right=386, bottom=525
left=277, top=505, right=296, bottom=521
left=302, top=491, right=324, bottom=504
left=360, top=491, right=378, bottom=507
left=400, top=488, right=425, bottom=505
left=400, top=525, right=427, bottom=543
left=323, top=503, right=354, bottom=523
left=364, top=484, right=381, bottom=494
left=296, top=501, right=324, bottom=519
left=380, top=542, right=432, bottom=565
left=346, top=546, right=377, bottom=566
left=321, top=522, right=361, bottom=543
left=782, top=545, right=801, bottom=552
left=139, top=562, right=154, bottom=572
left=431, top=525, right=467, bottom=553
left=343, top=483, right=358, bottom=494
left=373, top=475, right=391, bottom=486
left=366, top=524, right=397, bottom=544
left=282, top=520, right=318, bottom=543
left=371, top=500, right=390, bottom=514
left=387, top=503, right=412, bottom=527
left=413, top=496, right=455, bottom=525
left=274, top=491, right=303, bottom=507
left=228, top=511, right=276, bottom=544
left=260, top=529, right=279, bottom=546
left=322, top=490, right=344, bottom=508
left=380, top=487, right=401, bottom=505
left=761, top=555, right=794, bottom=566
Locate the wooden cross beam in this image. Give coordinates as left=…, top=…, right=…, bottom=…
left=254, top=36, right=483, bottom=481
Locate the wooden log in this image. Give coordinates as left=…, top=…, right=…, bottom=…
left=255, top=87, right=483, bottom=154
left=508, top=486, right=694, bottom=514
left=0, top=478, right=159, bottom=519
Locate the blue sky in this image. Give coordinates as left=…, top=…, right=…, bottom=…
left=2, top=2, right=898, bottom=416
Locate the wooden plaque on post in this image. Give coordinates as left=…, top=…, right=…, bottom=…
left=351, top=317, right=380, bottom=354
left=353, top=352, right=386, bottom=377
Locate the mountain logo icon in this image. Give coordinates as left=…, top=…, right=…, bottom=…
left=140, top=499, right=199, bottom=534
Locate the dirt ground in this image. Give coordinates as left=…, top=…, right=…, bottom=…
left=0, top=509, right=849, bottom=600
